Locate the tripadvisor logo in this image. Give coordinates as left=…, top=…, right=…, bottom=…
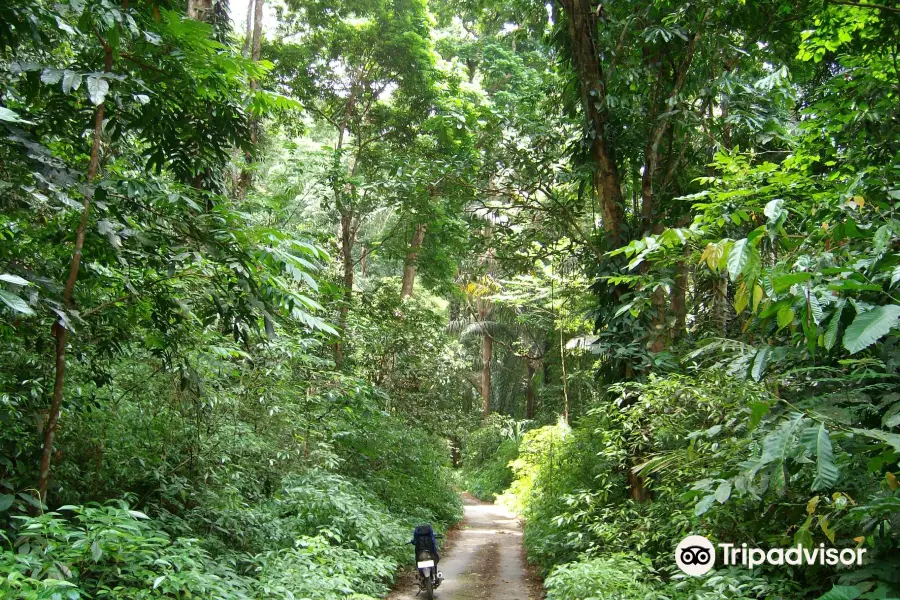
left=675, top=535, right=867, bottom=576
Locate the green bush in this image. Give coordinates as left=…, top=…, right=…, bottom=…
left=461, top=415, right=533, bottom=500
left=256, top=535, right=395, bottom=600
left=544, top=554, right=658, bottom=600
left=0, top=503, right=254, bottom=600
left=464, top=438, right=519, bottom=500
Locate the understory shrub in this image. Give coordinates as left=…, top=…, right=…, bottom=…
left=507, top=372, right=900, bottom=598
left=461, top=415, right=530, bottom=500
left=544, top=554, right=658, bottom=600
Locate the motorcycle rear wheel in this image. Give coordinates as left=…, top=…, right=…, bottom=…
left=424, top=576, right=433, bottom=600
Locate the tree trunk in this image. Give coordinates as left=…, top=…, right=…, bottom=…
left=37, top=48, right=111, bottom=503
left=627, top=461, right=649, bottom=502
left=238, top=0, right=264, bottom=195
left=558, top=0, right=626, bottom=248
left=559, top=326, right=569, bottom=423
left=481, top=333, right=492, bottom=417
left=400, top=222, right=426, bottom=298
left=672, top=250, right=688, bottom=340
left=251, top=0, right=263, bottom=62
left=187, top=0, right=213, bottom=21
left=335, top=210, right=355, bottom=368
left=242, top=0, right=255, bottom=58
left=525, top=360, right=536, bottom=419
left=330, top=89, right=357, bottom=368
left=360, top=244, right=368, bottom=278
left=716, top=274, right=729, bottom=335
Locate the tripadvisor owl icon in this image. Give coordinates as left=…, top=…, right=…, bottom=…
left=675, top=535, right=715, bottom=576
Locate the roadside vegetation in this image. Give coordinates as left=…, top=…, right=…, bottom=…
left=2, top=0, right=899, bottom=598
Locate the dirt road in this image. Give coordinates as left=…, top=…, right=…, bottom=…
left=389, top=495, right=541, bottom=600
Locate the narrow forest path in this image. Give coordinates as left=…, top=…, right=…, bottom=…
left=389, top=494, right=541, bottom=600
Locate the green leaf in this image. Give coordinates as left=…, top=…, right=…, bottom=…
left=0, top=290, right=35, bottom=316
left=824, top=302, right=844, bottom=350
left=41, top=68, right=62, bottom=85
left=851, top=428, right=900, bottom=452
left=90, top=539, right=102, bottom=561
left=842, top=304, right=900, bottom=354
left=751, top=346, right=769, bottom=381
left=727, top=239, right=752, bottom=281
left=62, top=70, right=82, bottom=94
left=777, top=307, right=795, bottom=330
left=749, top=401, right=770, bottom=429
left=764, top=198, right=787, bottom=238
left=0, top=107, right=34, bottom=125
left=773, top=272, right=811, bottom=293
left=815, top=585, right=861, bottom=600
left=0, top=494, right=14, bottom=511
left=809, top=424, right=839, bottom=491
left=0, top=273, right=30, bottom=286
left=752, top=284, right=764, bottom=313
left=695, top=494, right=716, bottom=516
left=87, top=76, right=109, bottom=105
left=734, top=282, right=749, bottom=313
left=715, top=481, right=731, bottom=504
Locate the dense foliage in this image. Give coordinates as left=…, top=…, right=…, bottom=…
left=2, top=0, right=898, bottom=598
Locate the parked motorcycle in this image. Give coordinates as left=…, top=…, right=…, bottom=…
left=410, top=524, right=443, bottom=599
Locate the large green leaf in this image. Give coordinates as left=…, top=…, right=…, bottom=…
left=751, top=346, right=769, bottom=382
left=87, top=75, right=109, bottom=105
left=727, top=238, right=758, bottom=281
left=815, top=585, right=860, bottom=600
left=805, top=424, right=839, bottom=491
left=842, top=304, right=900, bottom=354
left=851, top=428, right=900, bottom=452
left=0, top=106, right=34, bottom=124
left=824, top=301, right=844, bottom=350
left=0, top=289, right=34, bottom=316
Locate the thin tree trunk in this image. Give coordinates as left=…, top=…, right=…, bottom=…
left=400, top=222, right=426, bottom=298
left=242, top=0, right=255, bottom=58
left=672, top=248, right=689, bottom=339
left=716, top=274, right=729, bottom=335
left=251, top=0, right=263, bottom=62
left=525, top=360, right=536, bottom=419
left=331, top=89, right=357, bottom=368
left=360, top=244, right=368, bottom=278
left=238, top=0, right=264, bottom=195
left=559, top=326, right=569, bottom=423
left=481, top=333, right=492, bottom=417
left=335, top=210, right=355, bottom=368
left=37, top=49, right=111, bottom=503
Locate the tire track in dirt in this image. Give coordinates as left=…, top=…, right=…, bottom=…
left=389, top=494, right=541, bottom=600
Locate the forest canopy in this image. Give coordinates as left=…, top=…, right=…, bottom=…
left=1, top=0, right=899, bottom=598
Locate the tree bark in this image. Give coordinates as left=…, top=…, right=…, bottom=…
left=335, top=210, right=355, bottom=368
left=400, top=222, right=426, bottom=298
left=37, top=49, right=111, bottom=503
left=331, top=89, right=358, bottom=368
left=187, top=0, right=213, bottom=21
left=238, top=0, right=264, bottom=196
left=251, top=0, right=263, bottom=63
left=242, top=0, right=255, bottom=58
left=481, top=332, right=492, bottom=417
left=558, top=0, right=626, bottom=248
left=627, top=461, right=649, bottom=502
left=525, top=360, right=536, bottom=419
left=672, top=247, right=689, bottom=339
left=360, top=244, right=368, bottom=278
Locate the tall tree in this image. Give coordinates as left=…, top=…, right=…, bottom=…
left=270, top=0, right=437, bottom=366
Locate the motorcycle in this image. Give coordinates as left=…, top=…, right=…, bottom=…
left=410, top=524, right=443, bottom=599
